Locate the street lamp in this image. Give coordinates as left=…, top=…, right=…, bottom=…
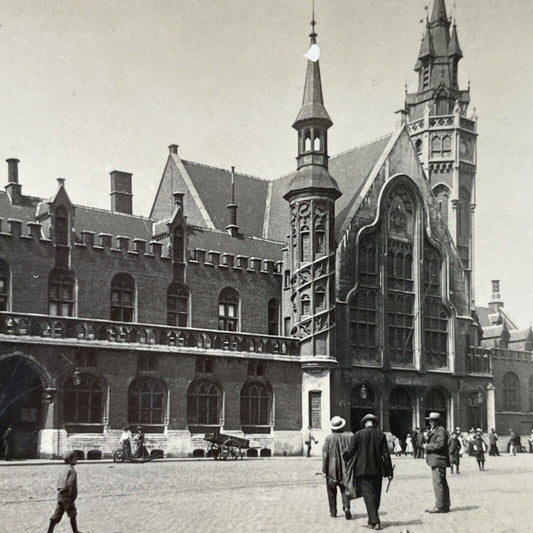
left=59, top=352, right=81, bottom=386
left=360, top=384, right=368, bottom=401
left=476, top=391, right=484, bottom=405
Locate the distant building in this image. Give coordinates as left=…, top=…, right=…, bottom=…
left=1, top=0, right=513, bottom=459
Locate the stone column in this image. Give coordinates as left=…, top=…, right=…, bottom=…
left=39, top=387, right=58, bottom=459
left=486, top=383, right=496, bottom=431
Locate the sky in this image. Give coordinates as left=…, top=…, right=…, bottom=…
left=0, top=0, right=532, bottom=326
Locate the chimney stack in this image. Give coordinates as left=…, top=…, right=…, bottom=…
left=169, top=144, right=179, bottom=155
left=57, top=177, right=65, bottom=188
left=173, top=192, right=184, bottom=211
left=489, top=279, right=503, bottom=312
left=5, top=158, right=22, bottom=205
left=110, top=170, right=133, bottom=215
left=225, top=166, right=239, bottom=238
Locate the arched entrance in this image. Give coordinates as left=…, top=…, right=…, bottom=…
left=0, top=356, right=44, bottom=458
left=350, top=384, right=377, bottom=433
left=425, top=388, right=448, bottom=429
left=389, top=386, right=412, bottom=440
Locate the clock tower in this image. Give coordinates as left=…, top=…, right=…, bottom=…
left=404, top=0, right=477, bottom=310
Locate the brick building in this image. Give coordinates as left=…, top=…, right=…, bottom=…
left=0, top=0, right=501, bottom=459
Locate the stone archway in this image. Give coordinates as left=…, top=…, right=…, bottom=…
left=0, top=356, right=46, bottom=458
left=424, top=387, right=449, bottom=429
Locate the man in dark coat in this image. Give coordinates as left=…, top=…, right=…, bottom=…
left=448, top=430, right=461, bottom=474
left=352, top=413, right=393, bottom=530
left=322, top=416, right=355, bottom=520
left=411, top=427, right=419, bottom=459
left=2, top=425, right=14, bottom=461
left=424, top=412, right=451, bottom=513
left=415, top=429, right=425, bottom=458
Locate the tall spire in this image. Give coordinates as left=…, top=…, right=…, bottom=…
left=430, top=0, right=448, bottom=23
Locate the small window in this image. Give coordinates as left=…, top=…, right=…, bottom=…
left=110, top=273, right=135, bottom=322
left=139, top=354, right=158, bottom=372
left=268, top=299, right=279, bottom=335
left=75, top=351, right=97, bottom=368
left=309, top=391, right=321, bottom=429
left=48, top=267, right=75, bottom=317
left=301, top=294, right=310, bottom=316
left=315, top=226, right=325, bottom=255
left=218, top=288, right=239, bottom=331
left=0, top=260, right=10, bottom=311
left=315, top=286, right=326, bottom=310
left=300, top=227, right=310, bottom=262
left=196, top=357, right=214, bottom=374
left=173, top=226, right=185, bottom=263
left=167, top=283, right=189, bottom=327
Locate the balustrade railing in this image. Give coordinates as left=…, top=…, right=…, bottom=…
left=466, top=346, right=492, bottom=374
left=0, top=311, right=299, bottom=357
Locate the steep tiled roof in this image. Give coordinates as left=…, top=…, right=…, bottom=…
left=0, top=191, right=42, bottom=234
left=265, top=134, right=393, bottom=242
left=481, top=324, right=505, bottom=339
left=509, top=328, right=531, bottom=343
left=476, top=306, right=500, bottom=328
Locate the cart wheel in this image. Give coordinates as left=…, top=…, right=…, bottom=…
left=222, top=439, right=240, bottom=460
left=113, top=449, right=125, bottom=463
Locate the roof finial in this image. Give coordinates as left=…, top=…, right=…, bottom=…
left=310, top=0, right=317, bottom=44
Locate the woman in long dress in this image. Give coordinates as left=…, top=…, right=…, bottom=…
left=405, top=434, right=414, bottom=455
left=134, top=426, right=149, bottom=459
left=393, top=436, right=403, bottom=456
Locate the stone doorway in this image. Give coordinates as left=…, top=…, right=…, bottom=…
left=389, top=386, right=412, bottom=441
left=424, top=388, right=448, bottom=429
left=0, top=357, right=44, bottom=458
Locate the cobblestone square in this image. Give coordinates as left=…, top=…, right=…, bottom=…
left=1, top=453, right=532, bottom=533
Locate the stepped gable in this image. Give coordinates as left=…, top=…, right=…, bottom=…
left=0, top=191, right=42, bottom=232
left=182, top=161, right=269, bottom=237
left=266, top=134, right=392, bottom=242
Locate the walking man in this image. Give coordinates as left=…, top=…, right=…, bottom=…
left=412, top=427, right=419, bottom=458
left=351, top=413, right=393, bottom=530
left=322, top=416, right=355, bottom=519
left=47, top=451, right=84, bottom=533
left=488, top=428, right=500, bottom=456
left=424, top=412, right=450, bottom=514
left=305, top=426, right=318, bottom=457
left=2, top=425, right=14, bottom=461
left=448, top=430, right=461, bottom=474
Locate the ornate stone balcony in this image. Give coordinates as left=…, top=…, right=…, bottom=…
left=0, top=311, right=299, bottom=358
left=491, top=347, right=533, bottom=363
left=466, top=346, right=492, bottom=375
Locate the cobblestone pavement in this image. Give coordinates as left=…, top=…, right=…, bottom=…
left=1, top=453, right=532, bottom=533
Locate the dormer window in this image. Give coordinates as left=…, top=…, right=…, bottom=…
left=54, top=206, right=69, bottom=246
left=173, top=226, right=185, bottom=263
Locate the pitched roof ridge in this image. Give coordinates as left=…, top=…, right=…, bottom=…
left=0, top=190, right=43, bottom=203
left=74, top=203, right=154, bottom=221
left=182, top=159, right=269, bottom=182
left=187, top=223, right=286, bottom=245
left=329, top=132, right=394, bottom=160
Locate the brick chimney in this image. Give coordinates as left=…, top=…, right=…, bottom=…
left=225, top=166, right=239, bottom=237
left=5, top=158, right=22, bottom=205
left=489, top=279, right=503, bottom=312
left=110, top=170, right=133, bottom=215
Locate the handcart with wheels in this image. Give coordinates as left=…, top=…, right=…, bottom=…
left=204, top=428, right=250, bottom=460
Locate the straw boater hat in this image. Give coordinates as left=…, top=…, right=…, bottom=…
left=361, top=413, right=377, bottom=424
left=330, top=416, right=346, bottom=430
left=426, top=412, right=441, bottom=421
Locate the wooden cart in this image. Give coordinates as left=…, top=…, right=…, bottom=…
left=204, top=428, right=250, bottom=460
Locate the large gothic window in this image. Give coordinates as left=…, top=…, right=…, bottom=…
left=349, top=234, right=379, bottom=362
left=0, top=260, right=9, bottom=311
left=128, top=378, right=165, bottom=425
left=110, top=273, right=135, bottom=322
left=241, top=382, right=271, bottom=427
left=187, top=380, right=221, bottom=426
left=218, top=287, right=239, bottom=331
left=503, top=372, right=520, bottom=411
left=48, top=267, right=75, bottom=317
left=167, top=283, right=189, bottom=326
left=64, top=374, right=103, bottom=424
left=423, top=243, right=449, bottom=368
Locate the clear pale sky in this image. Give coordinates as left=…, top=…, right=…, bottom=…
left=0, top=0, right=532, bottom=326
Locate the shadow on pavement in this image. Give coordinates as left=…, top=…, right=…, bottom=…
left=451, top=505, right=480, bottom=512
left=381, top=519, right=423, bottom=529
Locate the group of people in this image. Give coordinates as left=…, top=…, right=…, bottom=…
left=118, top=425, right=149, bottom=460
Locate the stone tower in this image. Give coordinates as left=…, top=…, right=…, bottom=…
left=283, top=16, right=341, bottom=442
left=405, top=0, right=477, bottom=309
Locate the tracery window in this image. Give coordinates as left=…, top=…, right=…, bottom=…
left=110, top=273, right=135, bottom=322
left=167, top=283, right=189, bottom=327
left=218, top=287, right=239, bottom=331
left=48, top=267, right=75, bottom=317
left=503, top=372, right=520, bottom=412
left=64, top=374, right=103, bottom=424
left=0, top=260, right=10, bottom=311
left=241, top=382, right=271, bottom=427
left=187, top=380, right=220, bottom=425
left=128, top=377, right=165, bottom=425
left=267, top=299, right=279, bottom=335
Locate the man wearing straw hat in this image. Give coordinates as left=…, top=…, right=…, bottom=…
left=423, top=412, right=451, bottom=513
left=322, top=416, right=355, bottom=520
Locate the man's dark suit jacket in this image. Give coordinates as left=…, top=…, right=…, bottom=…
left=425, top=425, right=451, bottom=468
left=353, top=427, right=393, bottom=477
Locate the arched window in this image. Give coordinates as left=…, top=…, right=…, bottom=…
left=218, top=288, right=239, bottom=331
left=431, top=136, right=442, bottom=158
left=173, top=226, right=185, bottom=263
left=187, top=380, right=220, bottom=425
left=304, top=131, right=311, bottom=152
left=300, top=293, right=310, bottom=316
left=64, top=374, right=103, bottom=424
left=503, top=372, right=520, bottom=411
left=442, top=135, right=452, bottom=157
left=54, top=206, right=69, bottom=246
left=415, top=139, right=423, bottom=155
left=0, top=260, right=10, bottom=311
left=315, top=286, right=326, bottom=311
left=167, top=283, right=189, bottom=326
left=241, top=382, right=271, bottom=427
left=433, top=184, right=450, bottom=227
left=315, top=225, right=325, bottom=255
left=48, top=267, right=75, bottom=317
left=110, top=273, right=135, bottom=322
left=128, top=377, right=165, bottom=425
left=267, top=299, right=279, bottom=335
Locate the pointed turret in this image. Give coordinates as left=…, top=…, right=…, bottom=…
left=286, top=16, right=340, bottom=199
left=417, top=26, right=434, bottom=60
left=448, top=24, right=463, bottom=58
left=430, top=0, right=448, bottom=23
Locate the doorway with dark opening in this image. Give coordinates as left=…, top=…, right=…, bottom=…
left=389, top=386, right=413, bottom=443
left=0, top=357, right=44, bottom=459
left=350, top=383, right=377, bottom=433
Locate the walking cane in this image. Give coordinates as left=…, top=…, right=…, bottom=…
left=386, top=464, right=396, bottom=493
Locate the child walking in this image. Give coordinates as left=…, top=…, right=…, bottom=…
left=473, top=430, right=487, bottom=471
left=47, top=451, right=84, bottom=533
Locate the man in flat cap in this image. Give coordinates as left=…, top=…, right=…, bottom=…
left=322, top=416, right=355, bottom=519
left=423, top=412, right=451, bottom=513
left=351, top=413, right=393, bottom=530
